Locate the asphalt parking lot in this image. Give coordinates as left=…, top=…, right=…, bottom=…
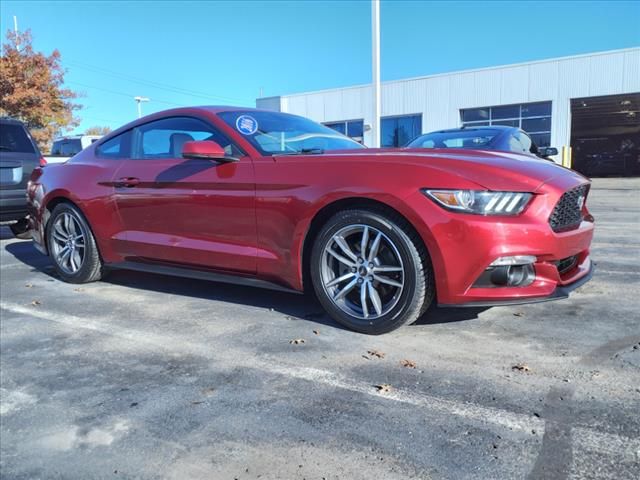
left=1, top=178, right=639, bottom=480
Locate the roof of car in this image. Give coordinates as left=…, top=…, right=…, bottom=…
left=0, top=117, right=26, bottom=125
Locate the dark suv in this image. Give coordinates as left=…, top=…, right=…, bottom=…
left=0, top=117, right=42, bottom=237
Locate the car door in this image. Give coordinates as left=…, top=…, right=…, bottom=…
left=112, top=116, right=257, bottom=274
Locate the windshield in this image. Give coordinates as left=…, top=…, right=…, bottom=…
left=407, top=129, right=500, bottom=149
left=218, top=110, right=365, bottom=155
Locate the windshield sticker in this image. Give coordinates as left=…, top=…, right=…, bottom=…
left=236, top=115, right=258, bottom=135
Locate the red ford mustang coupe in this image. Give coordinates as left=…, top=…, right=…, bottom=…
left=27, top=107, right=594, bottom=334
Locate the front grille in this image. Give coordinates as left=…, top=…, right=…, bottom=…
left=549, top=184, right=588, bottom=232
left=555, top=255, right=578, bottom=275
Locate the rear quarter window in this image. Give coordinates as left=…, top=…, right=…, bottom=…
left=0, top=124, right=36, bottom=154
left=96, top=131, right=132, bottom=159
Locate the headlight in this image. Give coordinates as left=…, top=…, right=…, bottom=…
left=423, top=189, right=532, bottom=215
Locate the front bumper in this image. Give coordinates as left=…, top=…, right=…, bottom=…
left=404, top=179, right=595, bottom=307
left=438, top=258, right=594, bottom=307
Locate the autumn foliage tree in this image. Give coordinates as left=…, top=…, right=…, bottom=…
left=0, top=29, right=80, bottom=152
left=84, top=126, right=111, bottom=136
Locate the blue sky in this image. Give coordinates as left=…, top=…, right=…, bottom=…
left=1, top=0, right=639, bottom=133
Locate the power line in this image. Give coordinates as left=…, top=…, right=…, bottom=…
left=67, top=80, right=183, bottom=107
left=63, top=58, right=252, bottom=105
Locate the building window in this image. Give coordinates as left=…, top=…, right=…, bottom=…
left=324, top=119, right=364, bottom=143
left=381, top=114, right=422, bottom=147
left=461, top=102, right=552, bottom=146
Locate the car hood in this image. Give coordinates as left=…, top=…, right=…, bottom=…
left=332, top=148, right=587, bottom=192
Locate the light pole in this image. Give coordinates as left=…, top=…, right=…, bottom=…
left=371, top=0, right=381, bottom=148
left=134, top=96, right=150, bottom=118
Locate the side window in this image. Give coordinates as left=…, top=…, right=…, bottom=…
left=508, top=134, right=526, bottom=153
left=132, top=117, right=242, bottom=160
left=96, top=131, right=132, bottom=159
left=520, top=132, right=538, bottom=155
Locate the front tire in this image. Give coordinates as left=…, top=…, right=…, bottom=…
left=310, top=209, right=434, bottom=334
left=47, top=203, right=103, bottom=284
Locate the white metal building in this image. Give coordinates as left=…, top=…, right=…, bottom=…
left=257, top=47, right=640, bottom=176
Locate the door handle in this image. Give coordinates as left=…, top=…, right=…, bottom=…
left=114, top=177, right=140, bottom=188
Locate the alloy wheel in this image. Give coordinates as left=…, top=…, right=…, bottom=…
left=320, top=224, right=405, bottom=321
left=50, top=212, right=86, bottom=275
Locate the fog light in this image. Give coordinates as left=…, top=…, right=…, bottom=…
left=490, top=255, right=537, bottom=266
left=473, top=259, right=536, bottom=288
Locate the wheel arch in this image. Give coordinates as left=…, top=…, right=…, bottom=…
left=41, top=196, right=101, bottom=260
left=300, top=196, right=435, bottom=293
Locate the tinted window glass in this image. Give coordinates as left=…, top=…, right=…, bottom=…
left=530, top=133, right=551, bottom=147
left=324, top=122, right=346, bottom=135
left=508, top=134, right=526, bottom=153
left=521, top=102, right=552, bottom=117
left=382, top=115, right=422, bottom=147
left=491, top=105, right=520, bottom=120
left=97, top=131, right=132, bottom=159
left=218, top=111, right=363, bottom=155
left=518, top=132, right=533, bottom=152
left=133, top=117, right=242, bottom=159
left=407, top=129, right=499, bottom=149
left=462, top=108, right=489, bottom=122
left=0, top=124, right=35, bottom=154
left=492, top=119, right=519, bottom=127
left=60, top=139, right=82, bottom=156
left=51, top=140, right=63, bottom=155
left=521, top=117, right=551, bottom=133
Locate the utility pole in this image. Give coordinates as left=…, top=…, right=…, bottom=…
left=371, top=0, right=381, bottom=148
left=134, top=96, right=150, bottom=118
left=14, top=16, right=20, bottom=51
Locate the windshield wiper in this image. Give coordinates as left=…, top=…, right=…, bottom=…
left=277, top=148, right=324, bottom=155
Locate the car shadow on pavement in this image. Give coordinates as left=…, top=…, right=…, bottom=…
left=4, top=234, right=489, bottom=330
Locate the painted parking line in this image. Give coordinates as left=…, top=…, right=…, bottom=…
left=1, top=301, right=639, bottom=466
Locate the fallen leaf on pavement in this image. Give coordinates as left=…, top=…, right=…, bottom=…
left=313, top=330, right=319, bottom=335
left=400, top=359, right=417, bottom=369
left=513, top=312, right=524, bottom=317
left=289, top=338, right=305, bottom=345
left=31, top=300, right=41, bottom=306
left=374, top=384, right=392, bottom=394
left=512, top=363, right=531, bottom=372
left=201, top=387, right=216, bottom=396
left=73, top=288, right=85, bottom=292
left=25, top=283, right=33, bottom=288
left=367, top=349, right=385, bottom=359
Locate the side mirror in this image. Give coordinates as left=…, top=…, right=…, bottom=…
left=181, top=140, right=237, bottom=162
left=539, top=147, right=558, bottom=157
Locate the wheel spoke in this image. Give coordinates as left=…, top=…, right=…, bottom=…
left=368, top=232, right=382, bottom=262
left=367, top=282, right=383, bottom=315
left=327, top=248, right=356, bottom=267
left=373, top=265, right=403, bottom=273
left=334, top=278, right=358, bottom=301
left=57, top=245, right=70, bottom=259
left=71, top=250, right=82, bottom=271
left=373, top=274, right=403, bottom=288
left=69, top=251, right=78, bottom=271
left=63, top=214, right=71, bottom=234
left=360, top=226, right=369, bottom=258
left=60, top=247, right=71, bottom=266
left=325, top=272, right=355, bottom=288
left=54, top=222, right=67, bottom=238
left=52, top=231, right=67, bottom=243
left=68, top=217, right=78, bottom=236
left=334, top=235, right=357, bottom=262
left=360, top=283, right=369, bottom=318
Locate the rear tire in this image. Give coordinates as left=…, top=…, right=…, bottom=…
left=310, top=208, right=434, bottom=334
left=46, top=203, right=103, bottom=284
